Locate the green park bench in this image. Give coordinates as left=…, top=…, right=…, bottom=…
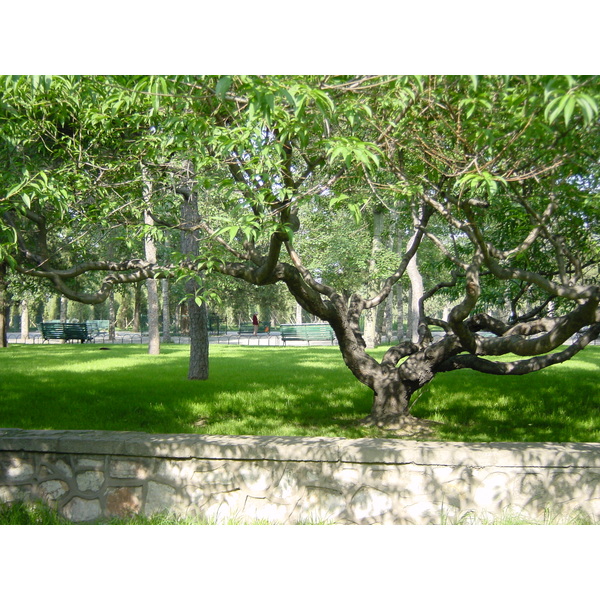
left=238, top=322, right=271, bottom=335
left=279, top=323, right=336, bottom=346
left=40, top=322, right=93, bottom=343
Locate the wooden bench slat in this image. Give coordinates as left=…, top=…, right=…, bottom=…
left=40, top=322, right=92, bottom=343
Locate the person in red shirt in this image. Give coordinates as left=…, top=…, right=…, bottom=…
left=252, top=314, right=259, bottom=335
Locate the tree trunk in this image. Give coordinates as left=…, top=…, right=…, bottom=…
left=108, top=290, right=116, bottom=342
left=406, top=253, right=424, bottom=343
left=395, top=224, right=405, bottom=339
left=396, top=281, right=405, bottom=339
left=60, top=295, right=68, bottom=322
left=179, top=176, right=208, bottom=380
left=146, top=279, right=160, bottom=353
left=295, top=303, right=303, bottom=324
left=144, top=208, right=160, bottom=355
left=186, top=282, right=208, bottom=379
left=333, top=319, right=416, bottom=424
left=369, top=377, right=413, bottom=423
left=161, top=278, right=172, bottom=343
left=20, top=300, right=29, bottom=341
left=364, top=206, right=385, bottom=349
left=133, top=281, right=142, bottom=332
left=0, top=262, right=8, bottom=347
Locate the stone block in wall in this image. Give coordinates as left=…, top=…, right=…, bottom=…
left=1, top=456, right=34, bottom=483
left=203, top=490, right=248, bottom=523
left=243, top=496, right=292, bottom=523
left=106, top=486, right=143, bottom=518
left=45, top=458, right=73, bottom=479
left=63, top=497, right=102, bottom=522
left=190, top=466, right=238, bottom=492
left=349, top=486, right=393, bottom=521
left=238, top=464, right=274, bottom=493
left=145, top=481, right=178, bottom=515
left=0, top=484, right=32, bottom=504
left=39, top=480, right=69, bottom=503
left=76, top=471, right=105, bottom=492
left=271, top=469, right=301, bottom=500
left=296, top=487, right=345, bottom=523
left=109, top=458, right=151, bottom=480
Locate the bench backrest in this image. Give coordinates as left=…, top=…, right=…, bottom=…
left=280, top=323, right=334, bottom=340
left=41, top=322, right=90, bottom=340
left=64, top=323, right=89, bottom=339
left=41, top=322, right=66, bottom=338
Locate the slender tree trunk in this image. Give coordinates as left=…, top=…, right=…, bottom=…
left=406, top=252, right=424, bottom=343
left=144, top=208, right=160, bottom=355
left=395, top=223, right=405, bottom=339
left=295, top=303, right=303, bottom=324
left=396, top=280, right=404, bottom=339
left=20, top=300, right=29, bottom=341
left=133, top=282, right=142, bottom=332
left=108, top=290, right=116, bottom=342
left=161, top=278, right=172, bottom=343
left=179, top=177, right=208, bottom=380
left=60, top=296, right=68, bottom=322
left=0, top=262, right=8, bottom=347
left=186, top=281, right=208, bottom=379
left=364, top=206, right=385, bottom=349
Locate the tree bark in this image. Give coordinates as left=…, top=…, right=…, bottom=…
left=144, top=209, right=160, bottom=355
left=20, top=300, right=29, bottom=341
left=406, top=249, right=424, bottom=343
left=108, top=291, right=116, bottom=342
left=396, top=280, right=404, bottom=339
left=60, top=296, right=68, bottom=322
left=179, top=180, right=208, bottom=380
left=133, top=282, right=142, bottom=332
left=161, top=278, right=172, bottom=343
left=0, top=262, right=8, bottom=347
left=364, top=206, right=385, bottom=348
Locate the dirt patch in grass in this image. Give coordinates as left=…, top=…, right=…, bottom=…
left=359, top=414, right=444, bottom=439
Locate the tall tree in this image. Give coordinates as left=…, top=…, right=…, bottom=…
left=2, top=75, right=598, bottom=430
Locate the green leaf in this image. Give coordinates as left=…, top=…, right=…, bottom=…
left=546, top=93, right=570, bottom=124
left=216, top=76, right=233, bottom=100
left=279, top=89, right=296, bottom=108
left=564, top=95, right=576, bottom=126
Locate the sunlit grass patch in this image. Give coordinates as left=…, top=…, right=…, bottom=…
left=0, top=343, right=598, bottom=442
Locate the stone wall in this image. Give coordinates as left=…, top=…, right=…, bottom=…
left=1, top=428, right=599, bottom=524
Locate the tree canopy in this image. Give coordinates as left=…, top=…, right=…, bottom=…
left=1, top=75, right=599, bottom=426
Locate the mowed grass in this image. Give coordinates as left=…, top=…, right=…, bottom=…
left=0, top=343, right=598, bottom=442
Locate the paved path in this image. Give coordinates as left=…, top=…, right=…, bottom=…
left=7, top=330, right=597, bottom=348
left=5, top=331, right=336, bottom=347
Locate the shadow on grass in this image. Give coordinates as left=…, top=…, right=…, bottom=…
left=412, top=360, right=600, bottom=442
left=1, top=344, right=598, bottom=441
left=0, top=344, right=373, bottom=438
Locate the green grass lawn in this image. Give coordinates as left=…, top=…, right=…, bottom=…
left=0, top=343, right=598, bottom=442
